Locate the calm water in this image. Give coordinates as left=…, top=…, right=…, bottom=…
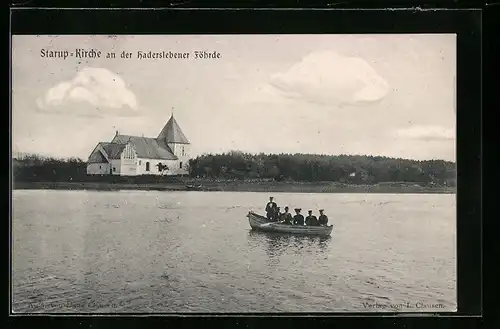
left=12, top=190, right=456, bottom=313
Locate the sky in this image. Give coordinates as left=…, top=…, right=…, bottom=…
left=11, top=34, right=456, bottom=161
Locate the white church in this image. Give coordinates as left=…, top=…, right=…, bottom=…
left=86, top=114, right=190, bottom=176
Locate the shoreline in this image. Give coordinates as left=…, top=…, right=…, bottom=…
left=12, top=181, right=456, bottom=194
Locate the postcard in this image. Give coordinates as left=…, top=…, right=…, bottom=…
left=11, top=34, right=456, bottom=314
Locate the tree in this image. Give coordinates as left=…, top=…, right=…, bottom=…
left=156, top=162, right=169, bottom=176
left=183, top=162, right=190, bottom=176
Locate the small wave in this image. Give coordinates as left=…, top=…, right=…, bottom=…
left=341, top=200, right=371, bottom=205
left=103, top=204, right=121, bottom=209
left=157, top=205, right=178, bottom=210
left=365, top=279, right=381, bottom=288
left=376, top=295, right=390, bottom=301
left=154, top=218, right=174, bottom=223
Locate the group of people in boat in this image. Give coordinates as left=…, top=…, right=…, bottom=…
left=265, top=196, right=329, bottom=226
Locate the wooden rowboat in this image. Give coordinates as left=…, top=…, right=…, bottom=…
left=186, top=184, right=203, bottom=190
left=246, top=211, right=333, bottom=237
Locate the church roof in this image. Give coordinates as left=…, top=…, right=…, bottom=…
left=112, top=135, right=178, bottom=160
left=101, top=143, right=126, bottom=159
left=157, top=114, right=190, bottom=144
left=88, top=149, right=108, bottom=163
left=88, top=142, right=125, bottom=163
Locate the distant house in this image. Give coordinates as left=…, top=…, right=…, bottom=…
left=86, top=114, right=190, bottom=176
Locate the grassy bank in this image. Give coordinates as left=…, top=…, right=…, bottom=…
left=13, top=180, right=456, bottom=194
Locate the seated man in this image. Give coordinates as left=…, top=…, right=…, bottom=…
left=305, top=210, right=318, bottom=226
left=293, top=208, right=305, bottom=226
left=280, top=206, right=293, bottom=225
left=318, top=209, right=329, bottom=226
left=274, top=207, right=281, bottom=222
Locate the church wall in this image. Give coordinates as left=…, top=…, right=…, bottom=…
left=120, top=159, right=137, bottom=176
left=110, top=159, right=121, bottom=175
left=87, top=163, right=110, bottom=175
left=136, top=158, right=178, bottom=176
left=167, top=143, right=190, bottom=175
left=167, top=159, right=189, bottom=175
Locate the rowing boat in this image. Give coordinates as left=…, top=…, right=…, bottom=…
left=246, top=211, right=333, bottom=237
left=186, top=184, right=203, bottom=190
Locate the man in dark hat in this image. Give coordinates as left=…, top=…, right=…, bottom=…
left=274, top=207, right=281, bottom=221
left=305, top=210, right=318, bottom=226
left=281, top=206, right=293, bottom=225
left=318, top=209, right=329, bottom=226
left=293, top=208, right=305, bottom=226
left=265, top=196, right=278, bottom=220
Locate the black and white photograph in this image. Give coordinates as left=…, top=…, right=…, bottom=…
left=11, top=34, right=456, bottom=313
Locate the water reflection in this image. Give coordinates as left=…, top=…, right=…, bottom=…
left=247, top=230, right=332, bottom=261
left=318, top=236, right=331, bottom=253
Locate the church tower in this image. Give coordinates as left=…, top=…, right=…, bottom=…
left=157, top=113, right=190, bottom=172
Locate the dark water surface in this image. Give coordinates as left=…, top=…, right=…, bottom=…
left=12, top=190, right=456, bottom=313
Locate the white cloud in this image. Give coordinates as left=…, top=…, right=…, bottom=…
left=36, top=67, right=139, bottom=117
left=395, top=125, right=455, bottom=141
left=269, top=51, right=389, bottom=107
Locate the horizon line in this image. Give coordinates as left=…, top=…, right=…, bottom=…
left=12, top=150, right=456, bottom=163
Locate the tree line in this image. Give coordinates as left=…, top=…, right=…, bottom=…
left=12, top=152, right=456, bottom=187
left=188, top=151, right=456, bottom=187
left=13, top=154, right=88, bottom=182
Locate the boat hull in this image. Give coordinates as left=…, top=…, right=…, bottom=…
left=186, top=184, right=203, bottom=191
left=246, top=211, right=333, bottom=237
